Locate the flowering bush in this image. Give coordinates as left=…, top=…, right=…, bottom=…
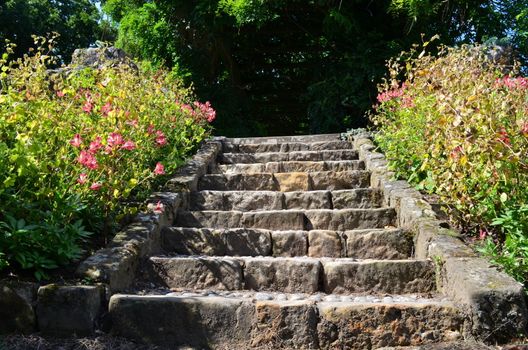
left=372, top=41, right=528, bottom=285
left=0, top=37, right=213, bottom=278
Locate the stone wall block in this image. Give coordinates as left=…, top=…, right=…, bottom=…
left=442, top=257, right=528, bottom=342
left=0, top=280, right=38, bottom=334
left=37, top=285, right=105, bottom=336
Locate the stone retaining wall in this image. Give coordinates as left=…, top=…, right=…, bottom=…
left=350, top=131, right=527, bottom=342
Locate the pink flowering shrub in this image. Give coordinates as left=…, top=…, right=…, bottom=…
left=372, top=41, right=528, bottom=284
left=0, top=38, right=214, bottom=277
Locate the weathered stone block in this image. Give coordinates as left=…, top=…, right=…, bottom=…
left=308, top=230, right=344, bottom=258
left=284, top=191, right=331, bottom=210
left=287, top=151, right=322, bottom=161
left=331, top=189, right=382, bottom=209
left=242, top=210, right=305, bottom=230
left=310, top=171, right=370, bottom=190
left=345, top=229, right=413, bottom=259
left=304, top=208, right=396, bottom=231
left=37, top=285, right=104, bottom=336
left=273, top=172, right=311, bottom=192
left=161, top=227, right=226, bottom=255
left=323, top=260, right=436, bottom=294
left=251, top=300, right=318, bottom=348
left=223, top=228, right=272, bottom=256
left=76, top=246, right=139, bottom=292
left=191, top=191, right=226, bottom=210
left=176, top=210, right=243, bottom=228
left=244, top=257, right=321, bottom=293
left=226, top=173, right=278, bottom=191
left=317, top=301, right=464, bottom=349
left=279, top=161, right=326, bottom=173
left=321, top=149, right=358, bottom=160
left=442, top=257, right=528, bottom=342
left=109, top=295, right=255, bottom=347
left=324, top=160, right=365, bottom=172
left=224, top=191, right=283, bottom=211
left=271, top=231, right=308, bottom=257
left=0, top=281, right=38, bottom=334
left=148, top=257, right=243, bottom=290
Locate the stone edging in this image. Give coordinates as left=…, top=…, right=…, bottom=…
left=0, top=139, right=222, bottom=336
left=349, top=132, right=527, bottom=343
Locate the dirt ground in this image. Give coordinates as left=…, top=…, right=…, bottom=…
left=2, top=335, right=528, bottom=350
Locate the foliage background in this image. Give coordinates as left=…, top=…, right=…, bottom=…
left=100, top=0, right=528, bottom=137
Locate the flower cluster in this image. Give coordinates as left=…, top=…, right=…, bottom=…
left=178, top=100, right=216, bottom=123
left=495, top=76, right=528, bottom=90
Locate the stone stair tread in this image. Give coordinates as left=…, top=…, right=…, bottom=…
left=175, top=208, right=396, bottom=231
left=145, top=256, right=435, bottom=294
left=162, top=226, right=412, bottom=259
left=223, top=140, right=354, bottom=153
left=216, top=160, right=365, bottom=174
left=109, top=292, right=464, bottom=349
left=115, top=290, right=452, bottom=305
left=198, top=170, right=370, bottom=191
left=225, top=133, right=342, bottom=144
left=220, top=149, right=359, bottom=164
left=190, top=188, right=382, bottom=211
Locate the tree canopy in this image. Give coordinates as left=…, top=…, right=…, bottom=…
left=0, top=0, right=108, bottom=60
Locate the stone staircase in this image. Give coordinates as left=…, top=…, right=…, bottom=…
left=108, top=134, right=467, bottom=349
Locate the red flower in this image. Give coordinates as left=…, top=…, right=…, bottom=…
left=155, top=131, right=167, bottom=146
left=498, top=128, right=511, bottom=145
left=88, top=136, right=103, bottom=154
left=107, top=132, right=124, bottom=147
left=78, top=150, right=98, bottom=169
left=77, top=173, right=88, bottom=184
left=69, top=134, right=83, bottom=148
left=90, top=182, right=102, bottom=191
left=154, top=162, right=165, bottom=175
left=121, top=140, right=136, bottom=151
left=100, top=102, right=113, bottom=117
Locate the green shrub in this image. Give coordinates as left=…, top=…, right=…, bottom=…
left=0, top=37, right=214, bottom=278
left=372, top=39, right=528, bottom=285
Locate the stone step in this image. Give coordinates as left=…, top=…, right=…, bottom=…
left=190, top=189, right=382, bottom=211
left=198, top=170, right=370, bottom=191
left=219, top=149, right=358, bottom=164
left=225, top=133, right=342, bottom=144
left=223, top=140, right=353, bottom=153
left=175, top=208, right=396, bottom=231
left=110, top=293, right=463, bottom=349
left=162, top=227, right=413, bottom=259
left=146, top=256, right=435, bottom=294
left=215, top=160, right=365, bottom=174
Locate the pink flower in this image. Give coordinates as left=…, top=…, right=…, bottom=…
left=69, top=134, right=83, bottom=147
left=155, top=131, right=167, bottom=146
left=107, top=132, right=124, bottom=147
left=100, top=102, right=113, bottom=117
left=77, top=173, right=88, bottom=184
left=126, top=119, right=139, bottom=128
left=90, top=182, right=102, bottom=191
left=147, top=124, right=155, bottom=135
left=56, top=90, right=65, bottom=97
left=82, top=99, right=94, bottom=114
left=154, top=201, right=165, bottom=213
left=180, top=104, right=196, bottom=117
left=194, top=101, right=216, bottom=123
left=498, top=128, right=510, bottom=145
left=479, top=229, right=487, bottom=240
left=121, top=140, right=136, bottom=151
left=78, top=150, right=98, bottom=170
left=88, top=136, right=103, bottom=154
left=154, top=162, right=165, bottom=175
